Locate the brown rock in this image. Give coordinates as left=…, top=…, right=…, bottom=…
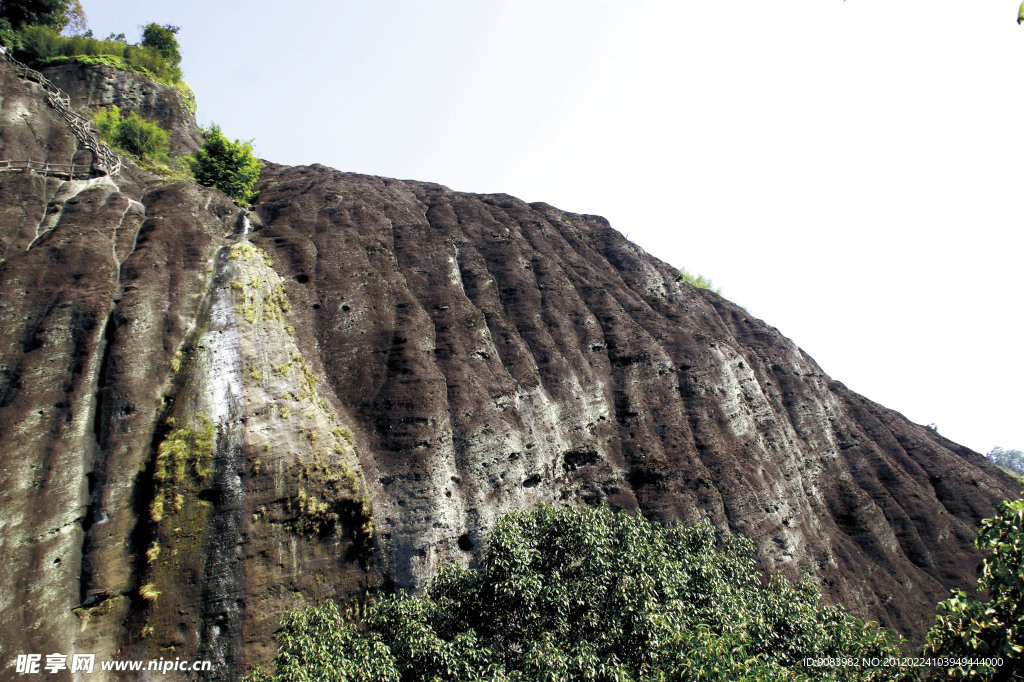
left=0, top=55, right=1019, bottom=680
left=249, top=164, right=1019, bottom=642
left=40, top=61, right=203, bottom=155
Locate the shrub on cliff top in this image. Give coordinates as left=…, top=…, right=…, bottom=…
left=676, top=266, right=722, bottom=295
left=11, top=24, right=182, bottom=83
left=246, top=504, right=912, bottom=681
left=186, top=124, right=263, bottom=203
left=140, top=22, right=180, bottom=66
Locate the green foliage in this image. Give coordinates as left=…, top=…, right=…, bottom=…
left=91, top=104, right=120, bottom=140
left=0, top=17, right=20, bottom=48
left=140, top=22, right=180, bottom=66
left=117, top=110, right=169, bottom=158
left=90, top=105, right=169, bottom=160
left=676, top=266, right=722, bottom=295
left=926, top=495, right=1024, bottom=679
left=187, top=124, right=263, bottom=203
left=12, top=24, right=182, bottom=83
left=988, top=447, right=1024, bottom=479
left=252, top=505, right=913, bottom=681
left=0, top=0, right=68, bottom=31
left=243, top=600, right=400, bottom=682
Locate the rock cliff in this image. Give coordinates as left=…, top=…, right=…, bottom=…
left=0, top=58, right=1019, bottom=679
left=39, top=61, right=202, bottom=154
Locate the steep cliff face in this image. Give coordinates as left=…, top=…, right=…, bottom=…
left=0, top=57, right=1019, bottom=679
left=40, top=61, right=202, bottom=154
left=247, top=165, right=1018, bottom=638
left=0, top=59, right=371, bottom=679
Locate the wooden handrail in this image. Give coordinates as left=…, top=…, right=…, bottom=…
left=0, top=158, right=92, bottom=179
left=2, top=50, right=122, bottom=176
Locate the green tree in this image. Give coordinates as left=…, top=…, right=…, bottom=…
left=244, top=600, right=401, bottom=682
left=0, top=17, right=18, bottom=47
left=140, top=22, right=179, bottom=66
left=0, top=0, right=78, bottom=47
left=187, top=124, right=263, bottom=203
left=0, top=0, right=68, bottom=31
left=249, top=505, right=913, bottom=681
left=926, top=495, right=1024, bottom=680
left=988, top=448, right=1024, bottom=479
left=91, top=105, right=170, bottom=159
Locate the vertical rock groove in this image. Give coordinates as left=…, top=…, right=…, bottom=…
left=1, top=52, right=1021, bottom=677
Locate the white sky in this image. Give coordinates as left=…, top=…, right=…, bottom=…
left=81, top=0, right=1023, bottom=456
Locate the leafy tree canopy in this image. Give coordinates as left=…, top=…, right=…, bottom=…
left=0, top=0, right=81, bottom=48
left=8, top=24, right=183, bottom=83
left=988, top=448, right=1024, bottom=479
left=187, top=124, right=263, bottom=203
left=140, top=22, right=179, bottom=66
left=248, top=504, right=912, bottom=681
left=0, top=0, right=68, bottom=31
left=926, top=495, right=1024, bottom=680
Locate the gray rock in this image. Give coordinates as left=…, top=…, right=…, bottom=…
left=0, top=56, right=1019, bottom=680
left=40, top=62, right=203, bottom=155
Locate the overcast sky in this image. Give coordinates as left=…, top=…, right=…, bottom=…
left=82, top=0, right=1024, bottom=456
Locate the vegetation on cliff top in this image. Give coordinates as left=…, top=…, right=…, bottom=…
left=0, top=0, right=83, bottom=44
left=5, top=24, right=184, bottom=84
left=676, top=266, right=721, bottom=295
left=1, top=1, right=184, bottom=84
left=247, top=504, right=915, bottom=681
left=988, top=447, right=1024, bottom=484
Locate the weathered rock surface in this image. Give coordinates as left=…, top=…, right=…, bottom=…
left=248, top=164, right=1019, bottom=639
left=0, top=58, right=83, bottom=169
left=41, top=61, right=202, bottom=155
left=1, top=60, right=370, bottom=679
left=0, top=56, right=1020, bottom=680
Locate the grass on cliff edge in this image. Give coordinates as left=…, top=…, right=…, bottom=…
left=676, top=267, right=722, bottom=295
left=246, top=504, right=916, bottom=682
left=11, top=25, right=183, bottom=85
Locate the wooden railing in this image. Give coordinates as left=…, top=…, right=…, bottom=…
left=0, top=159, right=92, bottom=179
left=1, top=49, right=122, bottom=177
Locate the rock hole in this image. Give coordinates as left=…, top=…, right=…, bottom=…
left=523, top=474, right=542, bottom=488
left=563, top=449, right=600, bottom=472
left=342, top=305, right=350, bottom=312
left=198, top=488, right=222, bottom=504
left=457, top=534, right=474, bottom=551
left=311, top=303, right=321, bottom=310
left=295, top=274, right=309, bottom=284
